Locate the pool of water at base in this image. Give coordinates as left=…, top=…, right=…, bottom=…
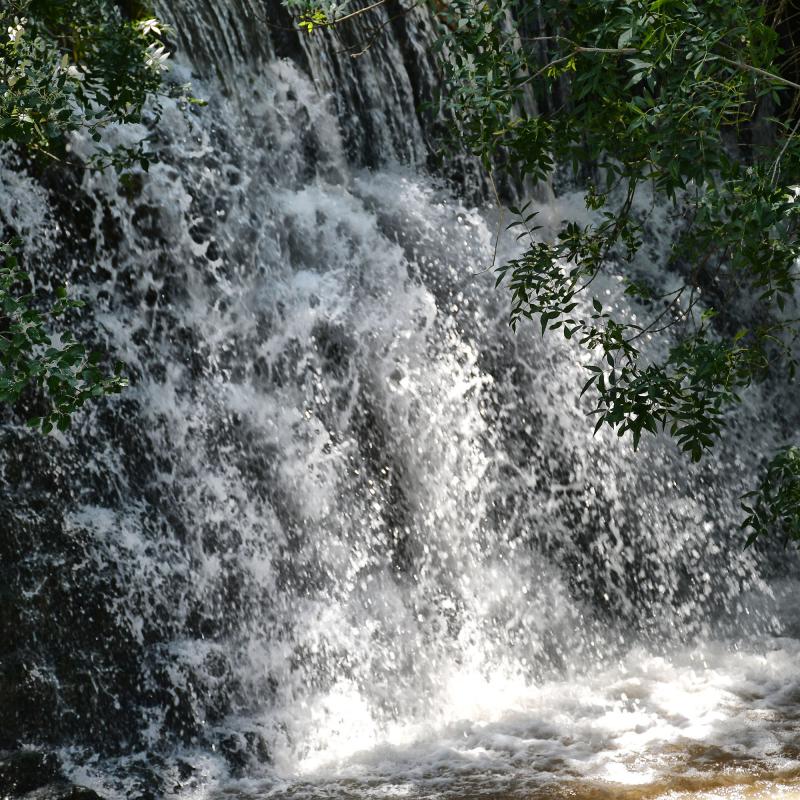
left=212, top=770, right=800, bottom=800
left=197, top=632, right=800, bottom=800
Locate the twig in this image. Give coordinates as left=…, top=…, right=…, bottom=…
left=470, top=171, right=505, bottom=276
left=488, top=172, right=505, bottom=272
left=518, top=45, right=638, bottom=88
left=715, top=54, right=800, bottom=92
left=770, top=113, right=800, bottom=185
left=626, top=287, right=686, bottom=342
left=514, top=38, right=800, bottom=95
left=329, top=0, right=393, bottom=26
left=333, top=1, right=420, bottom=58
left=261, top=0, right=393, bottom=33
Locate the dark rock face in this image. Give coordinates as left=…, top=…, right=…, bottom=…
left=0, top=750, right=107, bottom=798
left=0, top=462, right=145, bottom=752
left=16, top=784, right=104, bottom=800
left=0, top=751, right=61, bottom=796
left=0, top=652, right=60, bottom=751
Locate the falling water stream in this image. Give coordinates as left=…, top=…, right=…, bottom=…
left=1, top=1, right=799, bottom=798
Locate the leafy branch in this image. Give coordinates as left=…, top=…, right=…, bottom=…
left=0, top=243, right=127, bottom=433
left=0, top=1, right=177, bottom=430
left=436, top=0, right=800, bottom=544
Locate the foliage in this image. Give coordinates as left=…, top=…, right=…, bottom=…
left=0, top=241, right=127, bottom=433
left=743, top=445, right=800, bottom=546
left=282, top=0, right=397, bottom=43
left=0, top=0, right=169, bottom=165
left=435, top=0, right=800, bottom=544
left=287, top=0, right=800, bottom=544
left=0, top=0, right=171, bottom=431
left=299, top=8, right=331, bottom=33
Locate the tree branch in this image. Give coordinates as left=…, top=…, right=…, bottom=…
left=700, top=55, right=800, bottom=92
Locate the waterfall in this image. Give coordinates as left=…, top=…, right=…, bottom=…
left=1, top=2, right=798, bottom=798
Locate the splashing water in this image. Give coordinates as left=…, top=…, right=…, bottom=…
left=0, top=2, right=798, bottom=799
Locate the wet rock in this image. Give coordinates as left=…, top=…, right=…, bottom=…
left=0, top=750, right=61, bottom=795
left=131, top=204, right=163, bottom=240
left=218, top=734, right=249, bottom=775
left=0, top=654, right=60, bottom=749
left=217, top=730, right=271, bottom=778
left=117, top=172, right=145, bottom=201
left=175, top=760, right=195, bottom=782
left=22, top=784, right=105, bottom=800
left=121, top=757, right=167, bottom=800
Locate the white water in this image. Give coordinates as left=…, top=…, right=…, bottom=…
left=234, top=621, right=800, bottom=798
left=1, top=3, right=798, bottom=798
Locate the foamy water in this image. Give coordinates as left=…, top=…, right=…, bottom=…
left=216, top=595, right=800, bottom=798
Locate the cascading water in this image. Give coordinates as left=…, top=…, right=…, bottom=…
left=1, top=1, right=799, bottom=798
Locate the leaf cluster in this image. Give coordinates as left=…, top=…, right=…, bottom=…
left=435, top=0, right=800, bottom=544
left=0, top=0, right=168, bottom=167
left=743, top=446, right=800, bottom=544
left=0, top=1, right=174, bottom=432
left=0, top=242, right=127, bottom=433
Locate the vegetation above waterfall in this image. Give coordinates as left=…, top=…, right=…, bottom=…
left=289, top=0, right=800, bottom=546
left=0, top=0, right=170, bottom=432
